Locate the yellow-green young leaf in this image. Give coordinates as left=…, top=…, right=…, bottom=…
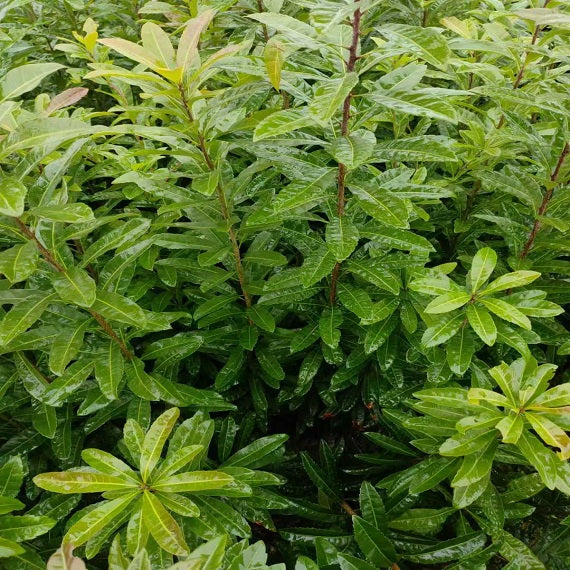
left=0, top=63, right=64, bottom=102
left=469, top=248, right=497, bottom=292
left=425, top=292, right=471, bottom=314
left=140, top=408, right=180, bottom=482
left=264, top=37, right=285, bottom=91
left=155, top=492, right=200, bottom=517
left=488, top=362, right=519, bottom=405
left=152, top=471, right=233, bottom=492
left=81, top=449, right=139, bottom=481
left=531, top=383, right=570, bottom=408
left=309, top=73, right=358, bottom=121
left=98, top=38, right=162, bottom=69
left=34, top=471, right=138, bottom=493
left=496, top=414, right=524, bottom=444
left=0, top=177, right=27, bottom=217
left=525, top=413, right=570, bottom=460
left=141, top=22, right=176, bottom=69
left=176, top=10, right=216, bottom=72
left=468, top=388, right=510, bottom=408
left=480, top=298, right=531, bottom=330
left=126, top=499, right=147, bottom=556
left=466, top=304, right=497, bottom=346
left=28, top=203, right=94, bottom=223
left=325, top=217, right=359, bottom=262
left=142, top=491, right=189, bottom=555
left=155, top=445, right=204, bottom=479
left=64, top=494, right=138, bottom=548
left=0, top=241, right=38, bottom=284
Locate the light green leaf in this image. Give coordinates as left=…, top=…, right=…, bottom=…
left=466, top=304, right=497, bottom=346
left=253, top=109, right=312, bottom=141
left=325, top=217, right=359, bottom=262
left=480, top=271, right=540, bottom=296
left=0, top=177, right=27, bottom=217
left=142, top=491, right=188, bottom=556
left=0, top=63, right=64, bottom=102
left=52, top=268, right=97, bottom=308
left=330, top=130, right=376, bottom=168
left=425, top=292, right=470, bottom=314
left=152, top=471, right=233, bottom=493
left=34, top=472, right=138, bottom=493
left=309, top=73, right=359, bottom=121
left=422, top=313, right=464, bottom=348
left=368, top=90, right=458, bottom=123
left=140, top=408, right=180, bottom=482
left=0, top=241, right=38, bottom=284
left=470, top=248, right=497, bottom=292
left=480, top=298, right=531, bottom=330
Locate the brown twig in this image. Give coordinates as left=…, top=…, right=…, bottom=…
left=15, top=219, right=133, bottom=359
left=341, top=500, right=357, bottom=516
left=519, top=142, right=569, bottom=259
left=256, top=0, right=270, bottom=42
left=496, top=0, right=551, bottom=129
left=329, top=1, right=361, bottom=304
left=177, top=83, right=252, bottom=308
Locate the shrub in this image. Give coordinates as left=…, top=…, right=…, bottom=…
left=0, top=0, right=569, bottom=568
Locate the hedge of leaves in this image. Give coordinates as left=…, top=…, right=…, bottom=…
left=0, top=0, right=570, bottom=568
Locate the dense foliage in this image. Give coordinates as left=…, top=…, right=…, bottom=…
left=0, top=0, right=570, bottom=567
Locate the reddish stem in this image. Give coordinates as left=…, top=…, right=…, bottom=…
left=519, top=142, right=569, bottom=259
left=330, top=2, right=361, bottom=304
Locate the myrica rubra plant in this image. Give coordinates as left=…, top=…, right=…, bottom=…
left=0, top=0, right=569, bottom=568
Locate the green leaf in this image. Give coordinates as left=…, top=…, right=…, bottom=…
left=248, top=13, right=318, bottom=49
left=246, top=306, right=275, bottom=333
left=425, top=292, right=470, bottom=314
left=378, top=24, right=451, bottom=69
left=421, top=313, right=464, bottom=348
left=359, top=481, right=387, bottom=532
left=0, top=514, right=55, bottom=541
left=81, top=449, right=139, bottom=481
left=33, top=472, right=138, bottom=493
left=402, top=532, right=486, bottom=564
left=253, top=109, right=312, bottom=141
left=446, top=326, right=475, bottom=375
left=94, top=340, right=124, bottom=400
left=470, top=248, right=497, bottom=292
left=64, top=494, right=138, bottom=547
left=516, top=431, right=558, bottom=489
left=49, top=320, right=90, bottom=376
left=347, top=174, right=409, bottom=228
left=325, top=217, right=359, bottom=262
left=352, top=516, right=396, bottom=567
left=368, top=90, right=458, bottom=123
left=440, top=430, right=497, bottom=457
left=389, top=507, right=456, bottom=535
left=223, top=434, right=288, bottom=469
left=480, top=298, right=531, bottom=330
left=91, top=290, right=145, bottom=327
left=319, top=307, right=342, bottom=349
left=142, top=491, right=188, bottom=556
left=0, top=293, right=57, bottom=345
left=0, top=63, right=64, bottom=102
left=373, top=136, right=457, bottom=163
left=480, top=270, right=541, bottom=295
left=0, top=241, right=38, bottom=284
left=338, top=554, right=377, bottom=570
left=309, top=73, right=359, bottom=121
left=0, top=177, right=27, bottom=217
left=52, top=268, right=97, bottom=308
left=152, top=471, right=233, bottom=493
left=451, top=439, right=498, bottom=487
left=345, top=258, right=400, bottom=295
left=140, top=408, right=180, bottom=482
left=28, top=204, right=94, bottom=223
left=330, top=131, right=376, bottom=169
left=466, top=304, right=497, bottom=346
